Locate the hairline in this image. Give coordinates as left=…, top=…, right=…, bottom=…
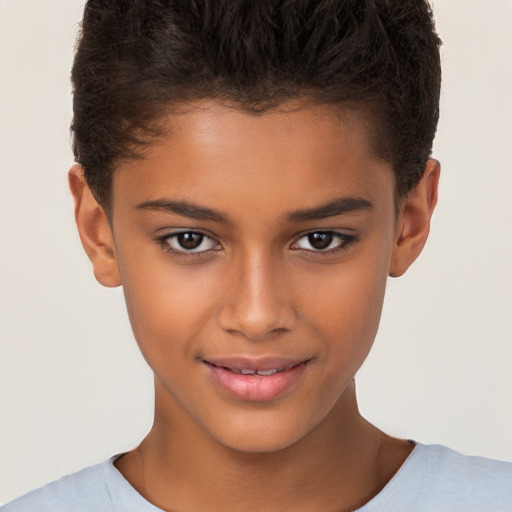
left=99, top=97, right=415, bottom=221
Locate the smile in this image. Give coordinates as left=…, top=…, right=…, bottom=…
left=203, top=358, right=310, bottom=401
left=206, top=362, right=299, bottom=376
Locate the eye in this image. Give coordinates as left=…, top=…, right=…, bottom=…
left=292, top=231, right=355, bottom=253
left=161, top=231, right=220, bottom=254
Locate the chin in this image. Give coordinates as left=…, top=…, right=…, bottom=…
left=220, top=434, right=302, bottom=454
left=208, top=412, right=316, bottom=454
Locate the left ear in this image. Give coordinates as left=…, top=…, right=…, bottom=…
left=389, top=158, right=440, bottom=277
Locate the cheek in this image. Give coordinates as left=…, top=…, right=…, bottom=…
left=117, top=249, right=220, bottom=363
left=302, top=252, right=389, bottom=363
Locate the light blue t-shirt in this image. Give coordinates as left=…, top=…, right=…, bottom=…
left=2, top=444, right=511, bottom=511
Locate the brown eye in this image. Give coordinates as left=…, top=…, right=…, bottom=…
left=292, top=231, right=354, bottom=253
left=307, top=232, right=333, bottom=250
left=177, top=232, right=203, bottom=250
left=163, top=231, right=219, bottom=253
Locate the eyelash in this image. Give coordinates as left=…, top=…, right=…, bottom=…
left=291, top=231, right=358, bottom=255
left=155, top=230, right=358, bottom=257
left=156, top=230, right=220, bottom=257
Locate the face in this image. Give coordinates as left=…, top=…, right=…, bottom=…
left=109, top=101, right=400, bottom=452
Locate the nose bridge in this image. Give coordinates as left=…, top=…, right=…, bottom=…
left=218, top=248, right=296, bottom=340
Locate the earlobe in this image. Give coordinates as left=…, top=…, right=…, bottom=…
left=389, top=159, right=440, bottom=278
left=68, top=165, right=121, bottom=287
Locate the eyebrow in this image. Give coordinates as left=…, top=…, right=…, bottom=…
left=287, top=196, right=373, bottom=222
left=136, top=195, right=373, bottom=224
left=136, top=199, right=229, bottom=223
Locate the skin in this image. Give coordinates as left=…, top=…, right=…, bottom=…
left=70, top=101, right=439, bottom=512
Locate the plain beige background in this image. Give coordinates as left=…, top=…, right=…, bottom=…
left=1, top=0, right=511, bottom=505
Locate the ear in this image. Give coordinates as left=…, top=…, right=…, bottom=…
left=68, top=165, right=121, bottom=287
left=389, top=159, right=440, bottom=278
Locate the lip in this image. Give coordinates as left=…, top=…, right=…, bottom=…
left=203, top=356, right=310, bottom=402
left=203, top=356, right=308, bottom=372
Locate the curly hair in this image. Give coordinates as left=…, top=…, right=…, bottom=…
left=71, top=0, right=441, bottom=209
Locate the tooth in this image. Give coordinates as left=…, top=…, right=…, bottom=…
left=240, top=369, right=256, bottom=375
left=256, top=369, right=278, bottom=376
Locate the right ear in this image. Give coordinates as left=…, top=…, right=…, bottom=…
left=68, top=165, right=121, bottom=287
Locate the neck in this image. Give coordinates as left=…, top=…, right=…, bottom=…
left=116, top=379, right=412, bottom=512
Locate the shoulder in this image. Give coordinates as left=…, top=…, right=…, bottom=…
left=425, top=444, right=512, bottom=486
left=417, top=444, right=512, bottom=508
left=1, top=461, right=113, bottom=512
left=1, top=455, right=161, bottom=512
left=361, top=444, right=512, bottom=512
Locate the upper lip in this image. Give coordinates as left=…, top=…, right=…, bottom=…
left=202, top=356, right=310, bottom=372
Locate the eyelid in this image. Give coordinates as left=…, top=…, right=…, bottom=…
left=156, top=229, right=221, bottom=255
left=155, top=228, right=357, bottom=257
left=290, top=230, right=358, bottom=254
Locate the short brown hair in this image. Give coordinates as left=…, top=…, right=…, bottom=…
left=71, top=0, right=441, bottom=209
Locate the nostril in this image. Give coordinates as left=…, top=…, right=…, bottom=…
left=224, top=326, right=291, bottom=342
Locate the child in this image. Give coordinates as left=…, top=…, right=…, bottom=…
left=2, top=0, right=511, bottom=510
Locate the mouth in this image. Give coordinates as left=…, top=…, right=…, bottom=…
left=204, top=361, right=304, bottom=376
left=203, top=357, right=310, bottom=401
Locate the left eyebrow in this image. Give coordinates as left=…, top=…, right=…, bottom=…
left=136, top=199, right=229, bottom=223
left=287, top=196, right=373, bottom=222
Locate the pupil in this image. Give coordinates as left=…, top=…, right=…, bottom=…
left=178, top=232, right=203, bottom=249
left=308, top=232, right=332, bottom=249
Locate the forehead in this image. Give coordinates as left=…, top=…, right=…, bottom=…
left=112, top=101, right=394, bottom=218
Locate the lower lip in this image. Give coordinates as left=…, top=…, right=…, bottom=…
left=205, top=362, right=308, bottom=402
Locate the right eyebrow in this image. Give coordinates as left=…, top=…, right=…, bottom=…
left=287, top=196, right=374, bottom=222
left=136, top=199, right=230, bottom=223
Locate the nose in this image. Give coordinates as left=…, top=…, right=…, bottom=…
left=217, top=252, right=297, bottom=341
